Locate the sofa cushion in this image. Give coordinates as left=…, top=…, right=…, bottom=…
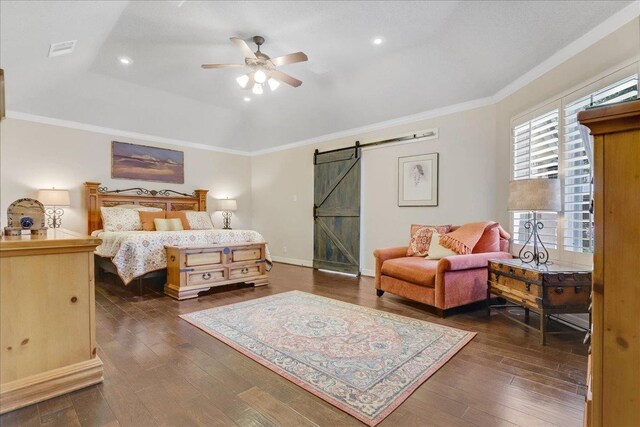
left=381, top=257, right=439, bottom=287
left=473, top=223, right=501, bottom=253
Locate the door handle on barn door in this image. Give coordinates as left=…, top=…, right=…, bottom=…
left=313, top=205, right=318, bottom=219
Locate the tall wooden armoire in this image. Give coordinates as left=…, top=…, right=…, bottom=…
left=578, top=99, right=640, bottom=427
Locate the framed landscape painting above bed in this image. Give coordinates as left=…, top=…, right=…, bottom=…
left=112, top=141, right=184, bottom=184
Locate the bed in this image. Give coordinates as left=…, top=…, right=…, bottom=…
left=85, top=182, right=271, bottom=290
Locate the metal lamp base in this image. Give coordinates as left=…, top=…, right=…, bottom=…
left=222, top=211, right=233, bottom=230
left=518, top=211, right=550, bottom=266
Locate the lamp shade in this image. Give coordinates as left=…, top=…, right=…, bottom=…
left=217, top=199, right=237, bottom=211
left=508, top=179, right=560, bottom=212
left=37, top=189, right=70, bottom=207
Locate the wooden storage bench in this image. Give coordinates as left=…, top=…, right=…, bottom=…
left=165, top=242, right=268, bottom=300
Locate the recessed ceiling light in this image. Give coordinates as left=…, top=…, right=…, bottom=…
left=243, top=97, right=251, bottom=102
left=372, top=37, right=383, bottom=45
left=118, top=56, right=132, bottom=65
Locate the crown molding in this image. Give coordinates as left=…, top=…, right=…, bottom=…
left=249, top=96, right=494, bottom=156
left=4, top=111, right=252, bottom=156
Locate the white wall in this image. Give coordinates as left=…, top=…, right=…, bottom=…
left=252, top=105, right=499, bottom=274
left=0, top=118, right=252, bottom=234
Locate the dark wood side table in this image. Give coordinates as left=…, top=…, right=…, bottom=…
left=487, top=258, right=591, bottom=345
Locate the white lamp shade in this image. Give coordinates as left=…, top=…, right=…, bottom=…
left=217, top=199, right=237, bottom=211
left=37, top=189, right=70, bottom=207
left=508, top=179, right=561, bottom=212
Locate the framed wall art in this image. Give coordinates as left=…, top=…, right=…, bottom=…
left=111, top=141, right=184, bottom=184
left=398, top=153, right=438, bottom=206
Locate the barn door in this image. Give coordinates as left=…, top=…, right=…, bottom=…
left=313, top=146, right=361, bottom=275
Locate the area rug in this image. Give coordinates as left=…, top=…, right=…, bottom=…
left=180, top=291, right=475, bottom=426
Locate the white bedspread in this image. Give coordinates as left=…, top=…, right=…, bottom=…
left=94, top=229, right=272, bottom=284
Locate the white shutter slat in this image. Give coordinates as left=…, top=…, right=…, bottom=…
left=561, top=74, right=638, bottom=253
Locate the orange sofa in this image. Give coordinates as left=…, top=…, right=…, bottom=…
left=374, top=226, right=512, bottom=316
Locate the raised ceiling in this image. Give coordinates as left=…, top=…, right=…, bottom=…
left=0, top=1, right=633, bottom=152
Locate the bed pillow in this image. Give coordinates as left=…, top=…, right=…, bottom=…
left=139, top=210, right=166, bottom=231
left=407, top=224, right=452, bottom=257
left=426, top=232, right=457, bottom=260
left=185, top=211, right=214, bottom=230
left=101, top=207, right=143, bottom=232
left=166, top=211, right=191, bottom=230
left=154, top=218, right=184, bottom=231
left=112, top=204, right=163, bottom=212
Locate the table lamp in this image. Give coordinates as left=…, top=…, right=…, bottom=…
left=217, top=198, right=237, bottom=230
left=508, top=179, right=560, bottom=265
left=37, top=188, right=71, bottom=229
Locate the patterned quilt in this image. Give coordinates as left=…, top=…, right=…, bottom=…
left=93, top=229, right=271, bottom=284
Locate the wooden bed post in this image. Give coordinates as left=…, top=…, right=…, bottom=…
left=194, top=189, right=208, bottom=212
left=85, top=182, right=101, bottom=234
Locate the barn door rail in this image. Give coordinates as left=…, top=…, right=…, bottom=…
left=313, top=129, right=437, bottom=164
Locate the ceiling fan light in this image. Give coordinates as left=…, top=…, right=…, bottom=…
left=268, top=78, right=280, bottom=91
left=252, top=83, right=263, bottom=95
left=254, top=69, right=267, bottom=84
left=236, top=74, right=250, bottom=88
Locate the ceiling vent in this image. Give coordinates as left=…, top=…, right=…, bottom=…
left=48, top=40, right=77, bottom=57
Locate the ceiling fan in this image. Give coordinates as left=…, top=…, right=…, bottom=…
left=201, top=36, right=308, bottom=95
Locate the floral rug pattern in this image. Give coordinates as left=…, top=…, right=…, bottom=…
left=181, top=291, right=475, bottom=425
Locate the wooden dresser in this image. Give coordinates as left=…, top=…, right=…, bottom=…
left=0, top=229, right=103, bottom=414
left=165, top=242, right=268, bottom=300
left=578, top=99, right=640, bottom=427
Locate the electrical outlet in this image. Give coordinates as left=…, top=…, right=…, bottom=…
left=292, top=195, right=297, bottom=202
left=283, top=246, right=287, bottom=254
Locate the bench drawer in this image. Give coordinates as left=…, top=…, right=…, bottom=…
left=229, top=265, right=261, bottom=279
left=187, top=269, right=226, bottom=285
left=186, top=251, right=222, bottom=266
left=232, top=248, right=261, bottom=262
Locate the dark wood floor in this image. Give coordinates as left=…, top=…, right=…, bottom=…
left=0, top=263, right=588, bottom=427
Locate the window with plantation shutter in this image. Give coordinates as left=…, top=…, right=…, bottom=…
left=562, top=75, right=638, bottom=253
left=511, top=109, right=559, bottom=249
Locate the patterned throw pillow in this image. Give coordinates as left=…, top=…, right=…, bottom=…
left=101, top=207, right=143, bottom=232
left=185, top=211, right=214, bottom=230
left=407, top=224, right=452, bottom=257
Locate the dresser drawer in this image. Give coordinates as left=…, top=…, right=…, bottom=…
left=187, top=269, right=226, bottom=286
left=229, top=265, right=261, bottom=279
left=186, top=251, right=222, bottom=266
left=232, top=248, right=261, bottom=262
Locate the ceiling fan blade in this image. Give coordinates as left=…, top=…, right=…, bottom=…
left=269, top=70, right=303, bottom=87
left=201, top=64, right=245, bottom=69
left=230, top=37, right=257, bottom=59
left=241, top=72, right=255, bottom=89
left=269, top=52, right=308, bottom=67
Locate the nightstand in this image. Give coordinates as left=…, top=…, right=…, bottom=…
left=487, top=258, right=591, bottom=345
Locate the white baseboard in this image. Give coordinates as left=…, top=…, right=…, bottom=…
left=271, top=258, right=375, bottom=277
left=361, top=269, right=375, bottom=277
left=271, top=256, right=313, bottom=268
